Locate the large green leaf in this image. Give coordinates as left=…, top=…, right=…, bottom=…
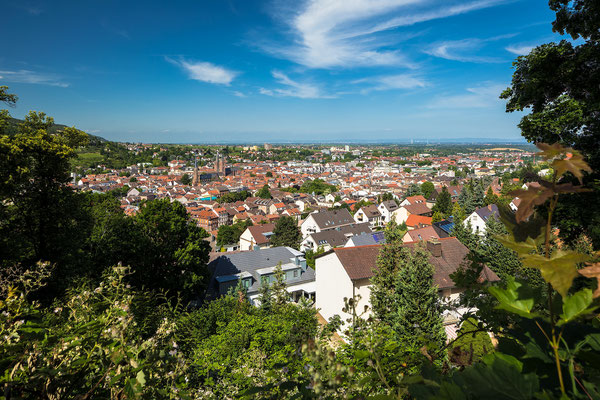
left=558, top=289, right=596, bottom=325
left=488, top=278, right=539, bottom=319
left=520, top=250, right=588, bottom=298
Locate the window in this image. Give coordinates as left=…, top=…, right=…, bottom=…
left=293, top=270, right=299, bottom=278
left=243, top=278, right=251, bottom=288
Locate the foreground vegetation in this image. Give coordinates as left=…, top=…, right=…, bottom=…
left=1, top=1, right=600, bottom=398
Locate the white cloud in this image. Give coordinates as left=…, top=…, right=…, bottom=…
left=259, top=70, right=332, bottom=99
left=354, top=74, right=427, bottom=93
left=0, top=69, right=69, bottom=87
left=232, top=91, right=247, bottom=97
left=167, top=58, right=238, bottom=85
left=505, top=44, right=534, bottom=55
left=265, top=0, right=511, bottom=69
left=427, top=83, right=506, bottom=109
left=426, top=34, right=516, bottom=63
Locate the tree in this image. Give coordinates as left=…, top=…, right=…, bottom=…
left=180, top=173, right=191, bottom=185
left=458, top=185, right=474, bottom=214
left=451, top=201, right=466, bottom=222
left=384, top=219, right=407, bottom=244
left=266, top=171, right=273, bottom=178
left=217, top=220, right=251, bottom=247
left=483, top=186, right=499, bottom=206
left=256, top=184, right=272, bottom=199
left=471, top=180, right=485, bottom=210
left=432, top=186, right=452, bottom=216
left=500, top=0, right=600, bottom=248
left=420, top=181, right=435, bottom=199
left=271, top=262, right=289, bottom=306
left=0, top=106, right=90, bottom=295
left=405, top=183, right=421, bottom=197
left=370, top=241, right=407, bottom=325
left=132, top=198, right=211, bottom=300
left=431, top=211, right=444, bottom=223
left=270, top=216, right=301, bottom=249
left=391, top=245, right=445, bottom=350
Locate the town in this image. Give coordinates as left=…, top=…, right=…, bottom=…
left=3, top=0, right=599, bottom=397
left=72, top=141, right=538, bottom=336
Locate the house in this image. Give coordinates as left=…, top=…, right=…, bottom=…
left=315, top=238, right=499, bottom=332
left=465, top=204, right=500, bottom=235
left=207, top=247, right=315, bottom=305
left=239, top=223, right=275, bottom=251
left=198, top=209, right=219, bottom=232
left=354, top=204, right=383, bottom=228
left=400, top=195, right=428, bottom=207
left=391, top=202, right=432, bottom=225
left=300, top=209, right=356, bottom=237
left=300, top=230, right=348, bottom=252
left=300, top=222, right=372, bottom=252
left=378, top=200, right=399, bottom=223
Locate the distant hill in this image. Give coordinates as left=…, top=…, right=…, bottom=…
left=4, top=117, right=108, bottom=145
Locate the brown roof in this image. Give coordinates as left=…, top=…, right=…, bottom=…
left=404, top=203, right=432, bottom=216
left=246, top=223, right=275, bottom=245
left=404, top=226, right=440, bottom=242
left=360, top=204, right=381, bottom=218
left=329, top=237, right=499, bottom=288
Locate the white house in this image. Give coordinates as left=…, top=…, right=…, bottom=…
left=300, top=209, right=356, bottom=238
left=239, top=224, right=275, bottom=251
left=378, top=200, right=399, bottom=223
left=465, top=204, right=499, bottom=235
left=315, top=238, right=499, bottom=334
left=354, top=204, right=383, bottom=228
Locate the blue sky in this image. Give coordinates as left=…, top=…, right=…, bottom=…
left=1, top=0, right=559, bottom=143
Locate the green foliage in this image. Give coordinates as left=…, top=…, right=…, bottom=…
left=421, top=181, right=435, bottom=198
left=184, top=294, right=317, bottom=398
left=484, top=186, right=500, bottom=206
left=270, top=216, right=301, bottom=249
left=132, top=199, right=211, bottom=300
left=449, top=318, right=494, bottom=364
left=180, top=173, right=192, bottom=185
left=217, top=190, right=250, bottom=203
left=299, top=178, right=337, bottom=195
left=432, top=186, right=452, bottom=216
left=305, top=246, right=325, bottom=269
left=0, top=263, right=190, bottom=399
left=216, top=219, right=252, bottom=247
left=256, top=184, right=272, bottom=199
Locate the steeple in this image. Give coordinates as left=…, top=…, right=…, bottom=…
left=191, top=151, right=199, bottom=186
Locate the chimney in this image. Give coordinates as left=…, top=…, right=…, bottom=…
left=427, top=238, right=442, bottom=257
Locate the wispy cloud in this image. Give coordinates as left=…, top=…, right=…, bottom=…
left=0, top=69, right=69, bottom=87
left=425, top=34, right=516, bottom=63
left=427, top=83, right=506, bottom=109
left=353, top=74, right=427, bottom=93
left=505, top=44, right=535, bottom=55
left=264, top=0, right=511, bottom=69
left=232, top=91, right=247, bottom=98
left=259, top=71, right=332, bottom=99
left=166, top=58, right=238, bottom=86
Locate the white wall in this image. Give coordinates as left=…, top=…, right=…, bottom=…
left=315, top=253, right=354, bottom=324
left=301, top=214, right=319, bottom=237
left=392, top=207, right=409, bottom=224
left=465, top=212, right=487, bottom=236
left=239, top=229, right=255, bottom=251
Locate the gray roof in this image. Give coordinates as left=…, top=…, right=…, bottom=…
left=346, top=231, right=386, bottom=246
left=475, top=204, right=499, bottom=221
left=208, top=246, right=315, bottom=296
left=307, top=230, right=348, bottom=247
left=311, top=209, right=355, bottom=229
